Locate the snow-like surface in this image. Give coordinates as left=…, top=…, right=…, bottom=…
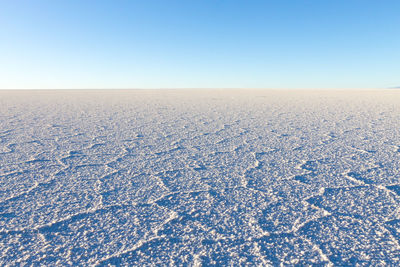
left=1, top=89, right=400, bottom=265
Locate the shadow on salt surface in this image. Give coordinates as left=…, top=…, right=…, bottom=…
left=298, top=215, right=400, bottom=265
left=101, top=234, right=328, bottom=266
left=100, top=187, right=329, bottom=266
left=1, top=90, right=400, bottom=265
left=1, top=203, right=171, bottom=265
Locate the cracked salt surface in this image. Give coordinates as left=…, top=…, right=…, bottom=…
left=1, top=89, right=400, bottom=265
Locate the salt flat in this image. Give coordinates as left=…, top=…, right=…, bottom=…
left=1, top=89, right=400, bottom=265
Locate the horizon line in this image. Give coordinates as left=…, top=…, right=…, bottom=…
left=0, top=87, right=396, bottom=91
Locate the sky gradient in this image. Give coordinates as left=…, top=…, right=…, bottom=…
left=1, top=0, right=399, bottom=89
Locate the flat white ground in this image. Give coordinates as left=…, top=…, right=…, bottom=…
left=1, top=89, right=400, bottom=265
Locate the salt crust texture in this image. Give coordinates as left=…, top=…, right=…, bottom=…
left=1, top=90, right=400, bottom=265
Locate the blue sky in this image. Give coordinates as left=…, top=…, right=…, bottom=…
left=0, top=0, right=399, bottom=89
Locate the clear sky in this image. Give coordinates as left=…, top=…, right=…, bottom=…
left=0, top=0, right=399, bottom=89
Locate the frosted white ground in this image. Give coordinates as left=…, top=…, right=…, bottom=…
left=1, top=89, right=400, bottom=265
